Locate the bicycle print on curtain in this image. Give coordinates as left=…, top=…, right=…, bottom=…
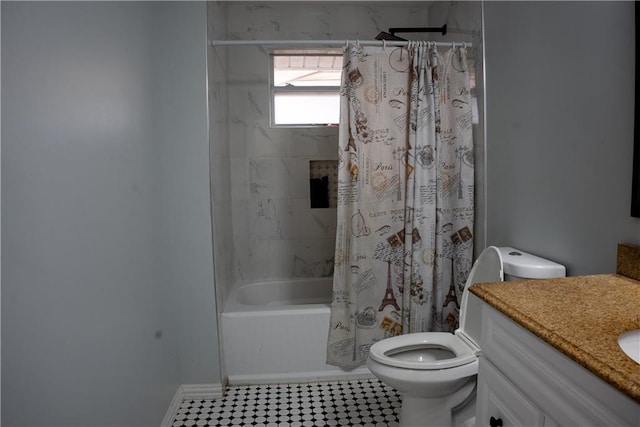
left=327, top=42, right=474, bottom=370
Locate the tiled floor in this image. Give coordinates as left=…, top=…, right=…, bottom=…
left=172, top=378, right=400, bottom=426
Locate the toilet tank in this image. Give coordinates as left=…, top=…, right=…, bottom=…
left=498, top=247, right=566, bottom=280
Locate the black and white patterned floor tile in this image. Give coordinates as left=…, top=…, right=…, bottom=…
left=172, top=378, right=401, bottom=426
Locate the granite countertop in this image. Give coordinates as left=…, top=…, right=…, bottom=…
left=470, top=273, right=640, bottom=403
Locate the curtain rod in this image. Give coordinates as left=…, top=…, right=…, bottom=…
left=209, top=39, right=472, bottom=48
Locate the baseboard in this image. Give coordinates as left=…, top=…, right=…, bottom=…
left=181, top=383, right=224, bottom=400
left=228, top=366, right=373, bottom=386
left=160, top=386, right=185, bottom=427
left=161, top=383, right=224, bottom=427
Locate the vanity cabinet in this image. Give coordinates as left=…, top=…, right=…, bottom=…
left=476, top=358, right=548, bottom=427
left=471, top=294, right=640, bottom=427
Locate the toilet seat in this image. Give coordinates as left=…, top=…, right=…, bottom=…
left=368, top=247, right=505, bottom=372
left=368, top=332, right=477, bottom=370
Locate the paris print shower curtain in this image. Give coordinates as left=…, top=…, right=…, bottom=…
left=327, top=42, right=474, bottom=369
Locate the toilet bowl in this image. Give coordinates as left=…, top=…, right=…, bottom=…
left=366, top=246, right=566, bottom=427
left=367, top=332, right=479, bottom=426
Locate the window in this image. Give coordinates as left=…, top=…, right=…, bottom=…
left=270, top=49, right=343, bottom=127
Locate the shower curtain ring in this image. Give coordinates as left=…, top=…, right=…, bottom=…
left=382, top=39, right=386, bottom=51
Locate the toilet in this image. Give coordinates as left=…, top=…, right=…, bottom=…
left=366, top=246, right=566, bottom=427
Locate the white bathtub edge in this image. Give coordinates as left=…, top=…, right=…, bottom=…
left=228, top=366, right=374, bottom=386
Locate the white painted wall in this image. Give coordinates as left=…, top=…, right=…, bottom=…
left=1, top=1, right=218, bottom=425
left=484, top=1, right=640, bottom=275
left=152, top=1, right=220, bottom=387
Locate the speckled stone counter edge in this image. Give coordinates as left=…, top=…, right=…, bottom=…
left=617, top=243, right=640, bottom=281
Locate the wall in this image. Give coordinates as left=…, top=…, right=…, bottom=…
left=223, top=2, right=432, bottom=286
left=152, top=1, right=220, bottom=387
left=484, top=1, right=640, bottom=275
left=1, top=1, right=218, bottom=425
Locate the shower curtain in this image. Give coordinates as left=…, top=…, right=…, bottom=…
left=327, top=42, right=474, bottom=369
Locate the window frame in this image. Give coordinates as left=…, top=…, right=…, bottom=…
left=269, top=50, right=342, bottom=128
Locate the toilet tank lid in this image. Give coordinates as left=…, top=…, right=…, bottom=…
left=498, top=247, right=566, bottom=279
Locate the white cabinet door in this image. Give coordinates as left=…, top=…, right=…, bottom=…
left=476, top=358, right=545, bottom=427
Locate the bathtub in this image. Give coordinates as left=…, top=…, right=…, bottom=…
left=221, top=277, right=372, bottom=385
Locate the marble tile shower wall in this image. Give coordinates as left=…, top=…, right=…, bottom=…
left=224, top=3, right=431, bottom=282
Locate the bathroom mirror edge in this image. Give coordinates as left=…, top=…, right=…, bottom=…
left=633, top=2, right=640, bottom=218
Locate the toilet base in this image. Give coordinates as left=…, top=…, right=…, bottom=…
left=398, top=377, right=476, bottom=427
